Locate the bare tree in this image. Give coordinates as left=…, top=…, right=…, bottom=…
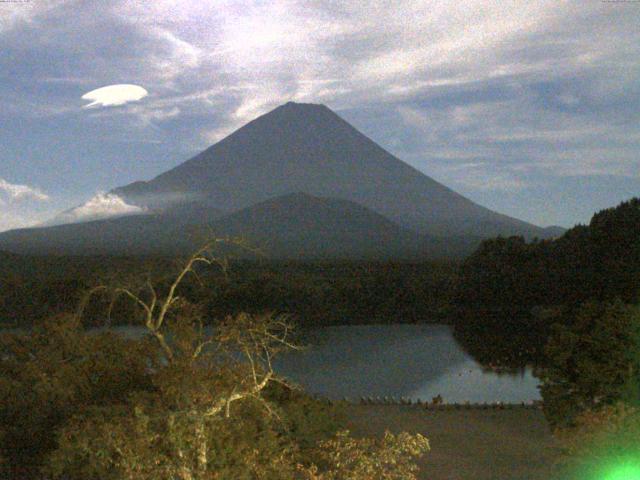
left=57, top=239, right=429, bottom=480
left=79, top=235, right=298, bottom=391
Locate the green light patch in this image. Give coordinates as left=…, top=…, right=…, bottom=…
left=602, top=460, right=640, bottom=480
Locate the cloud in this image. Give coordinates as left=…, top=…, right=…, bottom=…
left=0, top=178, right=49, bottom=203
left=0, top=191, right=145, bottom=233
left=0, top=211, right=38, bottom=233
left=82, top=84, right=148, bottom=108
left=0, top=179, right=53, bottom=232
left=51, top=193, right=146, bottom=224
left=0, top=0, right=73, bottom=34
left=451, top=169, right=529, bottom=193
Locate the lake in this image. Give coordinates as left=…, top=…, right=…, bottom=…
left=274, top=324, right=540, bottom=403
left=5, top=323, right=540, bottom=403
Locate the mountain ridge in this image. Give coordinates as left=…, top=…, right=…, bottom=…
left=112, top=101, right=551, bottom=239
left=0, top=101, right=564, bottom=258
left=0, top=192, right=477, bottom=258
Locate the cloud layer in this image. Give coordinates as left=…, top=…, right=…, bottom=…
left=0, top=0, right=638, bottom=228
left=0, top=178, right=49, bottom=203
left=0, top=178, right=51, bottom=232
left=51, top=193, right=145, bottom=225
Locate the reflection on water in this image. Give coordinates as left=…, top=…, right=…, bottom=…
left=274, top=325, right=541, bottom=403
left=13, top=323, right=539, bottom=403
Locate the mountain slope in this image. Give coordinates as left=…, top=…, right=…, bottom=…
left=0, top=193, right=474, bottom=258
left=113, top=102, right=550, bottom=239
left=0, top=206, right=223, bottom=256
left=208, top=192, right=467, bottom=259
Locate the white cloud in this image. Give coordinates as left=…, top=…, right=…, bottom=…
left=0, top=0, right=73, bottom=34
left=52, top=193, right=145, bottom=224
left=201, top=125, right=237, bottom=146
left=0, top=211, right=38, bottom=233
left=0, top=179, right=54, bottom=232
left=421, top=161, right=529, bottom=193
left=0, top=178, right=49, bottom=203
left=82, top=84, right=148, bottom=108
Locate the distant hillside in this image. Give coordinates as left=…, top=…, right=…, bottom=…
left=207, top=192, right=479, bottom=259
left=113, top=101, right=552, bottom=239
left=0, top=205, right=222, bottom=256
left=0, top=193, right=478, bottom=258
left=540, top=225, right=566, bottom=238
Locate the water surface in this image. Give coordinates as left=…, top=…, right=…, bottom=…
left=5, top=323, right=540, bottom=403
left=274, top=324, right=541, bottom=403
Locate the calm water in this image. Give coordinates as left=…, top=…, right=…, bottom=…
left=5, top=324, right=540, bottom=403
left=273, top=325, right=541, bottom=403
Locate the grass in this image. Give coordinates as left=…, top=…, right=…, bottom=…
left=343, top=404, right=560, bottom=480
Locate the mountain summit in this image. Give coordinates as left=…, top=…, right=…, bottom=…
left=113, top=102, right=546, bottom=238
left=0, top=102, right=558, bottom=258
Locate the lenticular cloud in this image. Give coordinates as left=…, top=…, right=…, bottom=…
left=81, top=84, right=148, bottom=108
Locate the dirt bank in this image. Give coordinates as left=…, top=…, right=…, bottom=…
left=343, top=404, right=560, bottom=480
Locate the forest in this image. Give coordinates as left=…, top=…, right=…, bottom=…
left=0, top=256, right=458, bottom=328
left=453, top=197, right=640, bottom=368
left=2, top=198, right=639, bottom=371
left=1, top=198, right=639, bottom=479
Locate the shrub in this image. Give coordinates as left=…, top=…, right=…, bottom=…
left=552, top=402, right=640, bottom=480
left=535, top=300, right=640, bottom=428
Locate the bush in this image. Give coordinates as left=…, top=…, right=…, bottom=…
left=535, top=300, right=640, bottom=429
left=0, top=314, right=156, bottom=471
left=552, top=402, right=640, bottom=480
left=298, top=430, right=430, bottom=480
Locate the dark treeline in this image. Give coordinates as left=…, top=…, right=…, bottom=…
left=203, top=261, right=458, bottom=325
left=453, top=197, right=640, bottom=369
left=0, top=254, right=174, bottom=327
left=0, top=254, right=459, bottom=328
left=457, top=197, right=640, bottom=308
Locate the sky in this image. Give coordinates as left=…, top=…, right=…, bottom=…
left=1, top=0, right=639, bottom=232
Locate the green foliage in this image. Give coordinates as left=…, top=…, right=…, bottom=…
left=453, top=197, right=640, bottom=369
left=1, top=242, right=431, bottom=479
left=46, top=395, right=300, bottom=480
left=0, top=254, right=173, bottom=327
left=38, top=314, right=425, bottom=480
left=551, top=402, right=640, bottom=480
left=202, top=261, right=457, bottom=324
left=262, top=383, right=345, bottom=451
left=0, top=258, right=459, bottom=328
left=456, top=236, right=546, bottom=308
left=0, top=310, right=344, bottom=479
left=535, top=301, right=640, bottom=429
left=452, top=309, right=551, bottom=369
left=45, top=382, right=348, bottom=480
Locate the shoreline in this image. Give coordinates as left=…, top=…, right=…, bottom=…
left=315, top=396, right=543, bottom=409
